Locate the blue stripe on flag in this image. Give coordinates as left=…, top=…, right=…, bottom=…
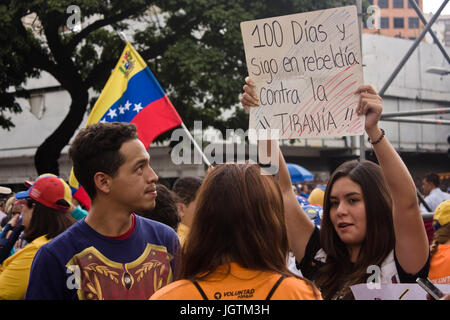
left=99, top=67, right=165, bottom=123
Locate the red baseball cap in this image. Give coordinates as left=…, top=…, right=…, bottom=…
left=16, top=175, right=72, bottom=212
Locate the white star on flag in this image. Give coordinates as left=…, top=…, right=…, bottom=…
left=118, top=105, right=125, bottom=114
left=100, top=118, right=107, bottom=123
left=133, top=103, right=143, bottom=113
left=107, top=108, right=117, bottom=119
left=124, top=100, right=131, bottom=111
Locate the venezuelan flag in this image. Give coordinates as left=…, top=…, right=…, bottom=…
left=69, top=43, right=182, bottom=209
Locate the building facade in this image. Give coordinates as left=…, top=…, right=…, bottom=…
left=363, top=0, right=423, bottom=40
left=424, top=13, right=450, bottom=47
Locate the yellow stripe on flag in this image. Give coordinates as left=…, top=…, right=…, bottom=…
left=69, top=167, right=79, bottom=189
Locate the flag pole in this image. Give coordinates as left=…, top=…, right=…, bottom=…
left=116, top=30, right=129, bottom=43
left=181, top=123, right=211, bottom=167
left=115, top=30, right=211, bottom=167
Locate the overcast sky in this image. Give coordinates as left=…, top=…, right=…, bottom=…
left=422, top=1, right=450, bottom=15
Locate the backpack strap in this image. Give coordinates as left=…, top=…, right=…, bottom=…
left=191, top=280, right=209, bottom=300
left=265, top=275, right=286, bottom=300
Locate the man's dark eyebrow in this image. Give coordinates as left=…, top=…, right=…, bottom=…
left=133, top=157, right=149, bottom=168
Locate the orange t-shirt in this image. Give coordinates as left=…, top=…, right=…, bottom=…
left=150, top=262, right=321, bottom=300
left=429, top=244, right=450, bottom=284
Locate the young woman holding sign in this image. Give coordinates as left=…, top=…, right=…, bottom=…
left=241, top=78, right=430, bottom=300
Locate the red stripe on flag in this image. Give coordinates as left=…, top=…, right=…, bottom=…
left=131, top=96, right=182, bottom=148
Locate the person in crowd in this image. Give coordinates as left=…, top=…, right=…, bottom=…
left=299, top=184, right=313, bottom=198
left=25, top=122, right=180, bottom=300
left=31, top=173, right=90, bottom=222
left=151, top=163, right=321, bottom=300
left=428, top=200, right=450, bottom=284
left=0, top=212, right=24, bottom=264
left=1, top=196, right=20, bottom=228
left=137, top=183, right=180, bottom=232
left=4, top=176, right=89, bottom=257
left=0, top=197, right=26, bottom=261
left=420, top=173, right=450, bottom=213
left=0, top=175, right=76, bottom=299
left=172, top=176, right=202, bottom=246
left=0, top=186, right=12, bottom=223
left=241, top=78, right=430, bottom=300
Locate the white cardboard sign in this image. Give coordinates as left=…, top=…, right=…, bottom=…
left=241, top=6, right=364, bottom=140
left=350, top=283, right=450, bottom=300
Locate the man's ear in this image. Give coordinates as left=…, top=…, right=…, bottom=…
left=176, top=202, right=186, bottom=218
left=93, top=172, right=112, bottom=195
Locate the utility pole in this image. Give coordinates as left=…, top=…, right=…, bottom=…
left=356, top=0, right=366, bottom=160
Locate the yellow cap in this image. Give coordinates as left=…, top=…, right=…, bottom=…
left=308, top=188, right=325, bottom=207
left=434, top=200, right=450, bottom=227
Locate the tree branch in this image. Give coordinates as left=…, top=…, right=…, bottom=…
left=85, top=58, right=117, bottom=89
left=14, top=17, right=62, bottom=81
left=66, top=5, right=149, bottom=52
left=139, top=17, right=201, bottom=60
left=40, top=13, right=87, bottom=94
left=85, top=20, right=196, bottom=89
left=139, top=33, right=180, bottom=60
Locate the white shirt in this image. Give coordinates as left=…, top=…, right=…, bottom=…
left=313, top=249, right=399, bottom=299
left=287, top=252, right=303, bottom=277
left=420, top=188, right=450, bottom=213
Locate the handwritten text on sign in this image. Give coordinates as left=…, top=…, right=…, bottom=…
left=240, top=6, right=364, bottom=139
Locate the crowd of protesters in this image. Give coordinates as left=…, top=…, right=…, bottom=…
left=0, top=80, right=449, bottom=300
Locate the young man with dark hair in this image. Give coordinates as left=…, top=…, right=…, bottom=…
left=421, top=173, right=450, bottom=213
left=25, top=122, right=180, bottom=300
left=172, top=176, right=202, bottom=246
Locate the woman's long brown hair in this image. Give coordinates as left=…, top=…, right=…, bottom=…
left=181, top=163, right=319, bottom=296
left=317, top=160, right=395, bottom=299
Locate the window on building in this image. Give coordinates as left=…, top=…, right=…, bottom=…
left=394, top=17, right=404, bottom=28
left=408, top=17, right=419, bottom=28
left=380, top=17, right=390, bottom=29
left=408, top=0, right=419, bottom=8
left=409, top=37, right=416, bottom=40
left=378, top=0, right=389, bottom=9
left=394, top=0, right=404, bottom=8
